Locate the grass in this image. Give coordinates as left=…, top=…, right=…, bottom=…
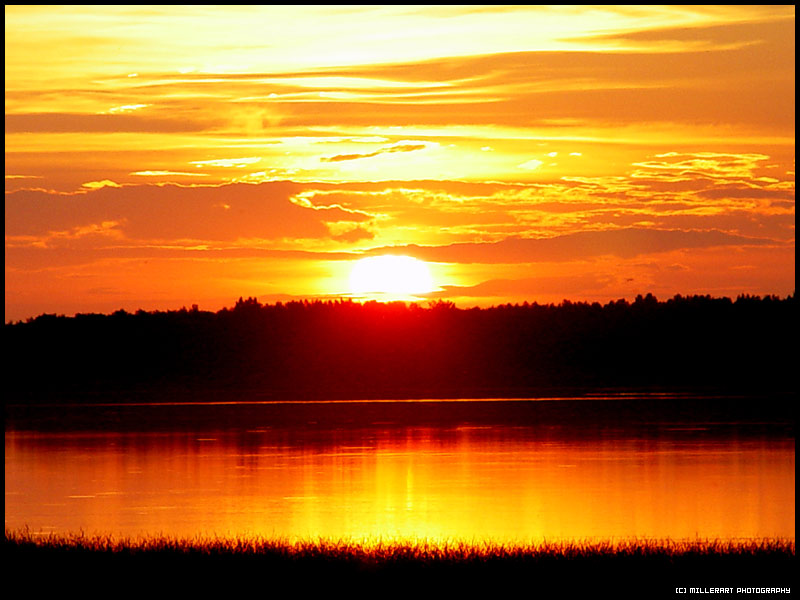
left=5, top=530, right=795, bottom=597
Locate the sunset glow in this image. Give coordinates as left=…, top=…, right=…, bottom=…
left=4, top=5, right=795, bottom=321
left=349, top=256, right=435, bottom=298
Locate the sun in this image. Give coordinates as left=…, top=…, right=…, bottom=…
left=349, top=255, right=435, bottom=298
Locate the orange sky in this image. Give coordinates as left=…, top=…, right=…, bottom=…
left=4, top=5, right=795, bottom=321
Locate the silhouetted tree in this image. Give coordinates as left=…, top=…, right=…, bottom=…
left=4, top=293, right=795, bottom=403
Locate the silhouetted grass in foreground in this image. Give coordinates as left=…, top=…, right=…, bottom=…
left=5, top=531, right=794, bottom=597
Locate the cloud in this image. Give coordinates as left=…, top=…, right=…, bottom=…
left=430, top=272, right=615, bottom=298
left=5, top=112, right=216, bottom=133
left=82, top=180, right=123, bottom=190
left=696, top=185, right=795, bottom=201
left=631, top=152, right=772, bottom=181
left=327, top=223, right=374, bottom=243
left=321, top=143, right=429, bottom=163
left=107, top=104, right=149, bottom=114
left=367, top=228, right=781, bottom=264
left=131, top=171, right=209, bottom=177
left=578, top=15, right=795, bottom=51
left=190, top=157, right=262, bottom=168
left=260, top=17, right=793, bottom=131
left=4, top=182, right=375, bottom=245
left=518, top=159, right=544, bottom=170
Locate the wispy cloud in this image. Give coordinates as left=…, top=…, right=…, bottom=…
left=190, top=157, right=262, bottom=168
left=321, top=142, right=431, bottom=163
left=366, top=228, right=781, bottom=264
left=5, top=112, right=216, bottom=133
left=131, top=170, right=209, bottom=177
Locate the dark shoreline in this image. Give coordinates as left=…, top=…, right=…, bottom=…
left=6, top=294, right=796, bottom=406
left=5, top=534, right=795, bottom=598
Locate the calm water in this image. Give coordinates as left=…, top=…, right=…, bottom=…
left=5, top=397, right=795, bottom=542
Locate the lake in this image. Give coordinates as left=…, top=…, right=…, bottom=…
left=5, top=395, right=795, bottom=542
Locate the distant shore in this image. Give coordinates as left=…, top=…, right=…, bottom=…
left=6, top=294, right=796, bottom=405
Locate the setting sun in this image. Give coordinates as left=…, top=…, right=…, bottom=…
left=349, top=255, right=435, bottom=298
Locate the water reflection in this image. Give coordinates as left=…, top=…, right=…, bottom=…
left=4, top=399, right=795, bottom=541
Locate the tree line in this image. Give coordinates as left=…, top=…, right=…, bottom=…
left=5, top=293, right=795, bottom=403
